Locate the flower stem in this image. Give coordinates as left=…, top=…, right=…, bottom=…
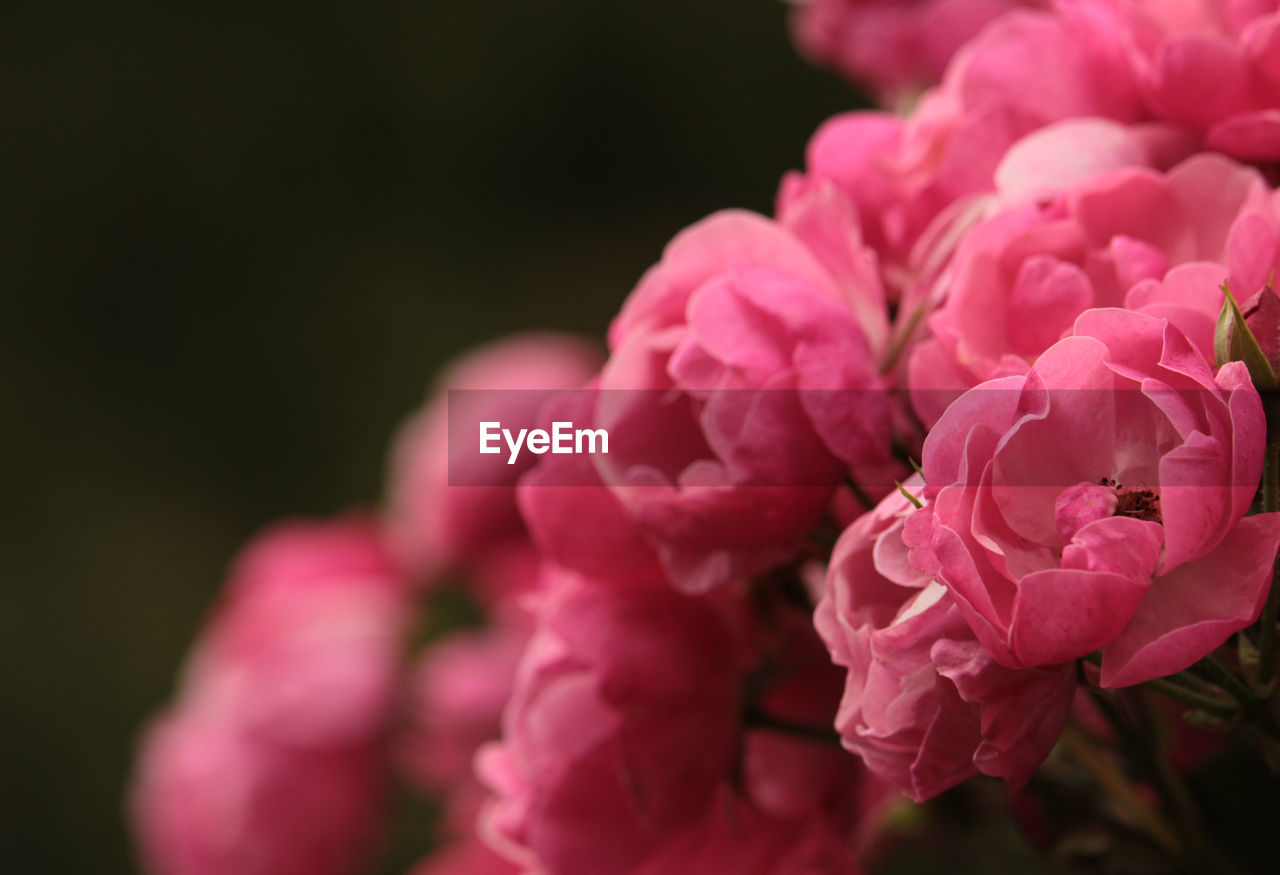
left=1059, top=725, right=1180, bottom=854
left=1196, top=653, right=1262, bottom=708
left=880, top=302, right=927, bottom=376
left=1140, top=676, right=1238, bottom=717
left=844, top=475, right=876, bottom=512
left=742, top=707, right=842, bottom=746
left=1083, top=652, right=1239, bottom=716
left=1126, top=692, right=1210, bottom=858
left=1258, top=394, right=1280, bottom=686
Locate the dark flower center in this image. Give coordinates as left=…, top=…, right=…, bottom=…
left=1100, top=477, right=1161, bottom=524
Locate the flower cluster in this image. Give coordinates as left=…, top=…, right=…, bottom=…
left=132, top=1, right=1280, bottom=872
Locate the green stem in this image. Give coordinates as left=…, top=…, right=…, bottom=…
left=742, top=708, right=842, bottom=746
left=1140, top=676, right=1238, bottom=717
left=1127, top=692, right=1209, bottom=857
left=1085, top=652, right=1236, bottom=715
left=880, top=302, right=927, bottom=376
left=843, top=475, right=876, bottom=512
left=1196, top=653, right=1261, bottom=708
left=1258, top=395, right=1280, bottom=686
left=1059, top=726, right=1180, bottom=854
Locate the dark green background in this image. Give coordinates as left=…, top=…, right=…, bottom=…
left=0, top=2, right=856, bottom=871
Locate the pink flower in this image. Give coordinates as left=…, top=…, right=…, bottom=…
left=408, top=837, right=520, bottom=875
left=181, top=517, right=407, bottom=746
left=130, top=518, right=408, bottom=875
left=904, top=310, right=1280, bottom=687
left=516, top=386, right=663, bottom=584
left=386, top=332, right=601, bottom=583
left=780, top=1, right=1146, bottom=296
left=132, top=712, right=385, bottom=875
left=476, top=573, right=743, bottom=875
left=630, top=793, right=865, bottom=875
left=476, top=570, right=877, bottom=874
left=1111, top=0, right=1280, bottom=161
left=816, top=477, right=1076, bottom=800
left=910, top=151, right=1272, bottom=425
left=598, top=210, right=893, bottom=593
left=395, top=622, right=529, bottom=794
left=790, top=0, right=1039, bottom=105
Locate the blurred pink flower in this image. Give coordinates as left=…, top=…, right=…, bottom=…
left=515, top=385, right=664, bottom=584
left=790, top=0, right=1040, bottom=104
left=476, top=569, right=878, bottom=874
left=630, top=792, right=866, bottom=875
left=131, top=517, right=409, bottom=875
left=395, top=621, right=529, bottom=794
left=386, top=332, right=601, bottom=585
left=476, top=572, right=742, bottom=874
left=407, top=835, right=520, bottom=875
left=1110, top=0, right=1280, bottom=161
left=599, top=210, right=893, bottom=593
left=780, top=0, right=1147, bottom=302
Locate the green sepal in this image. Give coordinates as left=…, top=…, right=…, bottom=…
left=1216, top=281, right=1280, bottom=390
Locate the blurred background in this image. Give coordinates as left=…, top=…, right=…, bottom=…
left=0, top=1, right=857, bottom=871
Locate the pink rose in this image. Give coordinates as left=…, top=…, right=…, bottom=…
left=132, top=711, right=385, bottom=875
left=737, top=601, right=886, bottom=838
left=395, top=621, right=528, bottom=794
left=816, top=477, right=1076, bottom=800
left=476, top=570, right=877, bottom=874
left=130, top=517, right=407, bottom=875
left=408, top=837, right=520, bottom=875
left=780, top=1, right=1145, bottom=296
left=476, top=573, right=743, bottom=875
left=181, top=517, right=407, bottom=746
left=1110, top=0, right=1280, bottom=160
left=905, top=310, right=1280, bottom=687
left=790, top=0, right=1038, bottom=105
left=910, top=151, right=1272, bottom=426
left=631, top=793, right=865, bottom=875
left=598, top=210, right=893, bottom=593
left=516, top=386, right=663, bottom=583
left=386, top=332, right=601, bottom=582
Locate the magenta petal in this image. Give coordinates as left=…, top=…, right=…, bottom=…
left=1150, top=37, right=1254, bottom=127
left=1101, top=513, right=1280, bottom=688
left=1208, top=110, right=1280, bottom=162
left=1227, top=210, right=1280, bottom=296
left=1158, top=430, right=1233, bottom=571
left=1009, top=568, right=1152, bottom=667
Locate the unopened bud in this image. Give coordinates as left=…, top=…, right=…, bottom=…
left=1215, top=280, right=1280, bottom=391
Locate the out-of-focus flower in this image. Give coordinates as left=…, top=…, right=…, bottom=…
left=407, top=836, right=520, bottom=875
left=905, top=310, right=1280, bottom=686
left=629, top=792, right=866, bottom=875
left=817, top=476, right=1075, bottom=800
left=131, top=517, right=408, bottom=875
left=132, top=711, right=386, bottom=875
left=598, top=210, right=893, bottom=593
left=780, top=0, right=1148, bottom=302
left=790, top=0, right=1040, bottom=104
left=386, top=332, right=601, bottom=585
left=1109, top=0, right=1280, bottom=161
left=395, top=621, right=529, bottom=794
left=476, top=572, right=742, bottom=874
left=910, top=148, right=1271, bottom=425
left=515, top=386, right=663, bottom=584
left=476, top=568, right=877, bottom=874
